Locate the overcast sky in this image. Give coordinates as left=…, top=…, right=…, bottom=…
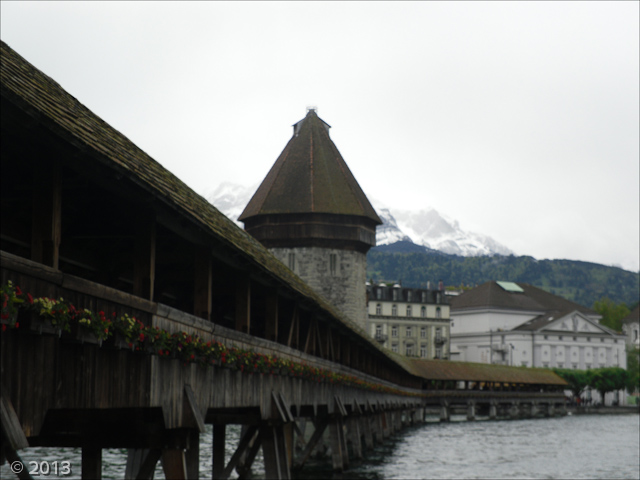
left=2, top=2, right=638, bottom=272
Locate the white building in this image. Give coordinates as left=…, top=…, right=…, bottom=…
left=449, top=281, right=627, bottom=404
left=367, top=283, right=451, bottom=359
left=622, top=305, right=639, bottom=351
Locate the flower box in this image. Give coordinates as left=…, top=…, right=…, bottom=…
left=24, top=312, right=62, bottom=337
left=63, top=323, right=101, bottom=346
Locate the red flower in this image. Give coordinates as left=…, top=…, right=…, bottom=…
left=15, top=286, right=22, bottom=295
left=14, top=322, right=19, bottom=329
left=1, top=324, right=6, bottom=332
left=27, top=293, right=33, bottom=304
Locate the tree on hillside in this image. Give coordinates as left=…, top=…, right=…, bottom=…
left=552, top=368, right=590, bottom=399
left=592, top=298, right=631, bottom=332
left=587, top=367, right=628, bottom=405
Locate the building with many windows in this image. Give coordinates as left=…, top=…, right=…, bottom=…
left=449, top=281, right=627, bottom=379
left=367, top=283, right=451, bottom=359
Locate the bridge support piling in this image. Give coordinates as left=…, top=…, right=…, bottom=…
left=489, top=402, right=497, bottom=420
left=346, top=415, right=363, bottom=460
left=261, top=425, right=291, bottom=479
left=466, top=401, right=476, bottom=421
left=439, top=401, right=450, bottom=422
left=361, top=414, right=374, bottom=450
left=162, top=448, right=187, bottom=480
left=81, top=446, right=102, bottom=480
left=328, top=417, right=348, bottom=472
left=212, top=424, right=226, bottom=480
left=509, top=402, right=520, bottom=420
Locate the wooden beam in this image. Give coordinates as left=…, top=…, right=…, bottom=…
left=124, top=449, right=161, bottom=480
left=193, top=246, right=212, bottom=321
left=235, top=276, right=251, bottom=334
left=183, top=385, right=206, bottom=433
left=133, top=212, right=156, bottom=301
left=265, top=288, right=278, bottom=342
left=220, top=426, right=258, bottom=479
left=3, top=448, right=34, bottom=480
left=287, top=306, right=299, bottom=348
left=0, top=386, right=28, bottom=450
left=293, top=419, right=327, bottom=470
left=31, top=159, right=61, bottom=269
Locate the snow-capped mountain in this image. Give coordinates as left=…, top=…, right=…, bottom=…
left=204, top=182, right=512, bottom=257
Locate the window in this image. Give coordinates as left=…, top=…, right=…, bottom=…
left=288, top=253, right=295, bottom=271
left=421, top=306, right=426, bottom=318
left=406, top=326, right=413, bottom=337
left=558, top=336, right=563, bottom=341
left=587, top=337, right=591, bottom=342
left=376, top=288, right=381, bottom=300
left=600, top=338, right=604, bottom=343
left=375, top=304, right=382, bottom=315
left=407, top=291, right=412, bottom=302
left=435, top=327, right=442, bottom=341
left=544, top=335, right=548, bottom=340
left=572, top=364, right=578, bottom=369
left=391, top=343, right=398, bottom=353
left=375, top=325, right=382, bottom=336
left=586, top=363, right=591, bottom=369
left=393, top=289, right=398, bottom=301
left=392, top=305, right=397, bottom=316
left=406, top=305, right=412, bottom=317
left=420, top=344, right=427, bottom=357
left=421, top=327, right=426, bottom=338
left=558, top=362, right=564, bottom=368
left=435, top=347, right=442, bottom=359
left=329, top=254, right=337, bottom=276
left=406, top=344, right=414, bottom=356
left=391, top=326, right=398, bottom=337
left=436, top=307, right=441, bottom=319
left=421, top=291, right=427, bottom=303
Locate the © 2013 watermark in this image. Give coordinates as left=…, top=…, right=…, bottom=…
left=10, top=460, right=72, bottom=477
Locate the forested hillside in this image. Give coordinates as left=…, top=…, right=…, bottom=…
left=367, top=244, right=639, bottom=308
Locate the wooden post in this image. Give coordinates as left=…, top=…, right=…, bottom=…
left=185, top=429, right=200, bottom=480
left=162, top=449, right=187, bottom=480
left=439, top=401, right=450, bottom=422
left=193, top=246, right=212, bottom=321
left=82, top=446, right=102, bottom=480
left=467, top=401, right=476, bottom=421
left=31, top=159, right=61, bottom=269
left=133, top=213, right=156, bottom=300
left=328, top=418, right=346, bottom=472
left=360, top=414, right=374, bottom=450
left=261, top=425, right=290, bottom=480
left=265, top=288, right=278, bottom=342
left=489, top=401, right=497, bottom=420
left=212, top=424, right=226, bottom=480
left=346, top=416, right=362, bottom=460
left=235, top=276, right=251, bottom=334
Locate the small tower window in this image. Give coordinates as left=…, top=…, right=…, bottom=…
left=436, top=307, right=441, bottom=319
left=421, top=306, right=426, bottom=318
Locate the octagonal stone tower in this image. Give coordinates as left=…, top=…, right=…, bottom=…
left=239, top=109, right=382, bottom=328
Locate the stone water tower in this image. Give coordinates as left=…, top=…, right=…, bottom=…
left=239, top=109, right=381, bottom=328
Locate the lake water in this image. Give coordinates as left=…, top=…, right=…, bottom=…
left=2, top=414, right=638, bottom=479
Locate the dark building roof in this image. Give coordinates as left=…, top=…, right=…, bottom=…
left=367, top=284, right=448, bottom=305
left=451, top=281, right=597, bottom=317
left=401, top=357, right=567, bottom=385
left=239, top=109, right=381, bottom=223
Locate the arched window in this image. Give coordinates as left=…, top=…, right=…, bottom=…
left=406, top=305, right=412, bottom=317
left=375, top=303, right=382, bottom=315
left=392, top=304, right=397, bottom=316
left=421, top=306, right=426, bottom=318
left=436, top=307, right=441, bottom=319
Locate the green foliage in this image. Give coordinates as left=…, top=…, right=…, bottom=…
left=587, top=367, right=628, bottom=401
left=367, top=250, right=640, bottom=308
left=627, top=348, right=640, bottom=394
left=592, top=298, right=631, bottom=332
left=553, top=368, right=590, bottom=398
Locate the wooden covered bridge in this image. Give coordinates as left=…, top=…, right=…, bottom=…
left=1, top=41, right=566, bottom=479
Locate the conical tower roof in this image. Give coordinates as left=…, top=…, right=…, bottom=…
left=239, top=109, right=381, bottom=224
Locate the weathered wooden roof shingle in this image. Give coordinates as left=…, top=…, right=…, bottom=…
left=239, top=109, right=381, bottom=224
